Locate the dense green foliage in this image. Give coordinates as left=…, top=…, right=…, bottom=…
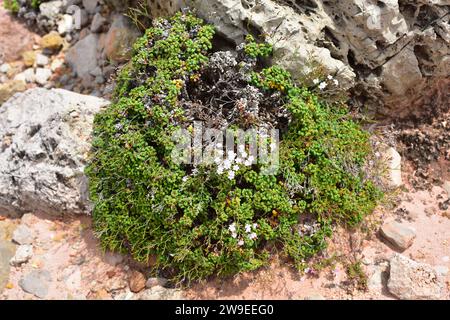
left=4, top=0, right=43, bottom=12
left=86, top=12, right=382, bottom=283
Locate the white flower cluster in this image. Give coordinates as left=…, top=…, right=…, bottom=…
left=228, top=222, right=259, bottom=246
left=313, top=75, right=339, bottom=90
left=215, top=144, right=255, bottom=180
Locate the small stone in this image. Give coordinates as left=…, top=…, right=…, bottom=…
left=66, top=33, right=99, bottom=78
left=129, top=271, right=146, bottom=293
left=89, top=66, right=102, bottom=77
left=57, top=14, right=74, bottom=35
left=41, top=31, right=64, bottom=51
left=104, top=251, right=123, bottom=266
left=0, top=80, right=27, bottom=104
left=90, top=12, right=107, bottom=33
left=10, top=245, right=33, bottom=266
left=104, top=15, right=141, bottom=63
left=0, top=63, right=11, bottom=74
left=50, top=59, right=64, bottom=72
left=16, top=68, right=36, bottom=83
left=35, top=54, right=50, bottom=67
left=19, top=270, right=52, bottom=299
left=139, top=286, right=183, bottom=300
left=22, top=51, right=36, bottom=67
left=72, top=255, right=85, bottom=265
left=12, top=225, right=33, bottom=245
left=145, top=277, right=168, bottom=288
left=35, top=68, right=52, bottom=85
left=382, top=147, right=402, bottom=188
left=388, top=254, right=443, bottom=300
left=82, top=0, right=99, bottom=14
left=380, top=220, right=416, bottom=251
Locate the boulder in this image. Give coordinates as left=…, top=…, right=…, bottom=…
left=388, top=254, right=444, bottom=300
left=0, top=88, right=109, bottom=217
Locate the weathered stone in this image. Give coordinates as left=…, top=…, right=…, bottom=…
left=104, top=15, right=141, bottom=63
left=103, top=251, right=124, bottom=266
left=66, top=33, right=99, bottom=78
left=35, top=53, right=50, bottom=67
left=380, top=221, right=415, bottom=251
left=382, top=147, right=402, bottom=188
left=41, top=31, right=64, bottom=51
left=35, top=68, right=52, bottom=85
left=0, top=88, right=109, bottom=216
left=19, top=270, right=52, bottom=299
left=22, top=51, right=36, bottom=67
left=12, top=225, right=33, bottom=245
left=90, top=12, right=107, bottom=33
left=0, top=220, right=17, bottom=289
left=57, top=14, right=74, bottom=35
left=443, top=181, right=450, bottom=198
left=388, top=254, right=444, bottom=300
left=10, top=244, right=33, bottom=266
left=39, top=1, right=64, bottom=21
left=82, top=0, right=99, bottom=14
left=129, top=271, right=146, bottom=293
left=139, top=285, right=184, bottom=300
left=0, top=80, right=27, bottom=105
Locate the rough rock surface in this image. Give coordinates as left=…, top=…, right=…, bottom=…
left=0, top=88, right=109, bottom=216
left=388, top=254, right=444, bottom=300
left=66, top=33, right=99, bottom=78
left=380, top=221, right=416, bottom=251
left=19, top=270, right=52, bottom=299
left=180, top=0, right=449, bottom=115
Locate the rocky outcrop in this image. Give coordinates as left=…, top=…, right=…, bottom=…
left=387, top=254, right=444, bottom=300
left=171, top=0, right=450, bottom=116
left=0, top=88, right=109, bottom=217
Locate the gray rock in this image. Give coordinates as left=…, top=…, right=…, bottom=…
left=39, top=1, right=64, bottom=21
left=0, top=88, right=109, bottom=216
left=388, top=254, right=444, bottom=300
left=139, top=285, right=184, bottom=300
left=12, top=225, right=33, bottom=245
left=90, top=12, right=107, bottom=33
left=66, top=33, right=99, bottom=78
left=0, top=221, right=17, bottom=289
left=380, top=221, right=416, bottom=251
left=19, top=270, right=52, bottom=299
left=104, top=251, right=124, bottom=266
left=10, top=244, right=33, bottom=266
left=82, top=0, right=99, bottom=14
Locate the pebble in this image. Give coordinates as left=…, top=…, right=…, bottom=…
left=0, top=63, right=10, bottom=74
left=10, top=245, right=33, bottom=266
left=380, top=220, right=416, bottom=251
left=129, top=270, right=146, bottom=293
left=145, top=277, right=168, bottom=288
left=90, top=12, right=107, bottom=33
left=35, top=68, right=52, bottom=85
left=36, top=53, right=50, bottom=67
left=12, top=225, right=34, bottom=245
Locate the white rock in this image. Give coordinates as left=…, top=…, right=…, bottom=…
left=14, top=68, right=35, bottom=83
left=36, top=54, right=50, bottom=67
left=10, top=245, right=33, bottom=266
left=40, top=1, right=64, bottom=20
left=388, top=254, right=444, bottom=300
left=380, top=220, right=416, bottom=251
left=35, top=68, right=52, bottom=85
left=0, top=63, right=10, bottom=74
left=442, top=181, right=450, bottom=198
left=12, top=225, right=33, bottom=245
left=382, top=147, right=402, bottom=188
left=58, top=14, right=74, bottom=35
left=50, top=59, right=64, bottom=72
left=0, top=88, right=110, bottom=216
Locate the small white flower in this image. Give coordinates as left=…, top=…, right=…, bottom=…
left=228, top=223, right=236, bottom=233
left=375, top=152, right=381, bottom=158
left=216, top=143, right=223, bottom=148
left=235, top=157, right=243, bottom=164
left=227, top=150, right=236, bottom=160
left=182, top=176, right=188, bottom=182
left=245, top=224, right=252, bottom=233
left=241, top=151, right=248, bottom=159
left=217, top=165, right=224, bottom=174
left=231, top=232, right=237, bottom=239
left=214, top=157, right=222, bottom=165
left=192, top=168, right=199, bottom=175
left=237, top=239, right=244, bottom=246
left=216, top=149, right=224, bottom=156
left=252, top=223, right=258, bottom=229
left=238, top=145, right=245, bottom=153
left=223, top=159, right=232, bottom=170
left=248, top=232, right=257, bottom=240
left=227, top=170, right=235, bottom=180
left=318, top=82, right=327, bottom=90
left=313, top=78, right=320, bottom=85
left=270, top=142, right=277, bottom=151
left=327, top=75, right=333, bottom=80
left=233, top=165, right=240, bottom=171
left=333, top=79, right=339, bottom=86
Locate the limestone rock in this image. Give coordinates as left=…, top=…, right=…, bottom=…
left=41, top=31, right=64, bottom=51
left=388, top=254, right=444, bottom=300
left=380, top=221, right=416, bottom=251
left=12, top=225, right=33, bottom=245
left=382, top=147, right=402, bottom=188
left=139, top=285, right=184, bottom=300
left=10, top=244, right=33, bottom=266
left=0, top=88, right=109, bottom=216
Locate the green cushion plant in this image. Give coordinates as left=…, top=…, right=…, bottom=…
left=86, top=12, right=382, bottom=284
